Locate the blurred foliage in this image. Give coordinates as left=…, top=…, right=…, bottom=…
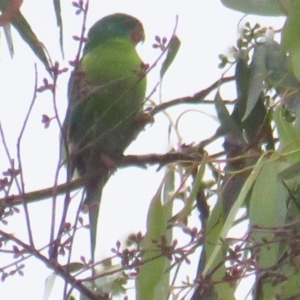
left=191, top=19, right=300, bottom=300
left=220, top=0, right=289, bottom=16
left=0, top=0, right=64, bottom=70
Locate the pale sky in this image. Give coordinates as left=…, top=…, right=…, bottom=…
left=0, top=1, right=285, bottom=299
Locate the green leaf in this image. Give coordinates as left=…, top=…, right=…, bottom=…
left=248, top=153, right=289, bottom=300
left=136, top=180, right=169, bottom=300
left=277, top=269, right=300, bottom=298
left=160, top=35, right=180, bottom=80
left=161, top=168, right=174, bottom=291
left=62, top=262, right=84, bottom=273
left=10, top=12, right=51, bottom=70
left=278, top=162, right=300, bottom=180
left=221, top=0, right=288, bottom=16
left=204, top=155, right=264, bottom=276
left=274, top=107, right=300, bottom=156
left=214, top=91, right=243, bottom=141
left=53, top=0, right=64, bottom=57
left=233, top=54, right=271, bottom=145
left=43, top=273, right=56, bottom=300
left=235, top=54, right=250, bottom=110
left=200, top=155, right=264, bottom=299
left=243, top=44, right=267, bottom=120
left=282, top=4, right=300, bottom=81
left=249, top=155, right=287, bottom=267
left=177, top=156, right=206, bottom=222
left=264, top=39, right=300, bottom=111
left=247, top=106, right=300, bottom=298
left=3, top=24, right=13, bottom=57
left=265, top=40, right=288, bottom=85
left=274, top=106, right=300, bottom=180
left=0, top=0, right=51, bottom=70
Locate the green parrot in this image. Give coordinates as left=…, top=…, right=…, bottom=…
left=64, top=13, right=147, bottom=263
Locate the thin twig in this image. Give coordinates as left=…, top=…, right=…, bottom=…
left=16, top=64, right=39, bottom=247
left=0, top=229, right=102, bottom=300
left=150, top=76, right=235, bottom=116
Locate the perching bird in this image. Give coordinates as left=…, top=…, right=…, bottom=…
left=63, top=13, right=147, bottom=263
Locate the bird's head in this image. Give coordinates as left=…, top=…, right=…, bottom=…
left=84, top=13, right=145, bottom=53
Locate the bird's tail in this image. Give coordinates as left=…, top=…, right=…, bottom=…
left=85, top=173, right=107, bottom=263
left=79, top=178, right=106, bottom=300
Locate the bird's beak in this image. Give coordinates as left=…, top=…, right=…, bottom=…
left=131, top=21, right=145, bottom=44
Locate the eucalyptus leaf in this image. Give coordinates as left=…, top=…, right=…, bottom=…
left=43, top=273, right=57, bottom=300
left=243, top=43, right=267, bottom=121
left=265, top=39, right=300, bottom=111
left=10, top=12, right=51, bottom=70
left=136, top=180, right=169, bottom=300
left=53, top=0, right=64, bottom=57
left=214, top=91, right=243, bottom=142
left=160, top=35, right=180, bottom=80
left=278, top=162, right=300, bottom=180
left=249, top=155, right=287, bottom=267
left=0, top=0, right=51, bottom=70
left=3, top=23, right=13, bottom=57
left=282, top=4, right=300, bottom=81
left=221, top=0, right=288, bottom=16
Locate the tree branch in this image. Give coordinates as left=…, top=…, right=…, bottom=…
left=150, top=76, right=234, bottom=116
left=1, top=150, right=202, bottom=207
left=0, top=229, right=103, bottom=300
